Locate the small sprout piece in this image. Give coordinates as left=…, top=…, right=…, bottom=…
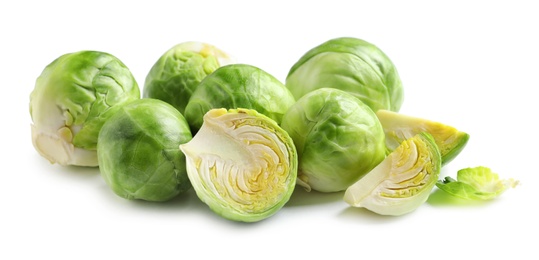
left=143, top=41, right=234, bottom=114
left=30, top=51, right=140, bottom=166
left=286, top=37, right=404, bottom=112
left=281, top=88, right=386, bottom=192
left=436, top=166, right=519, bottom=200
left=344, top=133, right=441, bottom=216
left=98, top=99, right=193, bottom=202
left=180, top=108, right=297, bottom=222
left=376, top=110, right=469, bottom=165
left=184, top=64, right=296, bottom=133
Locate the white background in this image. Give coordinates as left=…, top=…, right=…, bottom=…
left=2, top=0, right=537, bottom=259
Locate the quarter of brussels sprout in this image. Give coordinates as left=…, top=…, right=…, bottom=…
left=30, top=51, right=140, bottom=166
left=143, top=41, right=234, bottom=114
left=344, top=132, right=441, bottom=216
left=376, top=109, right=469, bottom=165
left=184, top=64, right=296, bottom=133
left=286, top=37, right=403, bottom=112
left=180, top=108, right=297, bottom=222
left=281, top=88, right=386, bottom=193
left=98, top=99, right=192, bottom=202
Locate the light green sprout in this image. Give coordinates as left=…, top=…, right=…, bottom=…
left=281, top=88, right=386, bottom=193
left=286, top=37, right=404, bottom=112
left=30, top=51, right=140, bottom=166
left=143, top=41, right=234, bottom=114
left=98, top=99, right=192, bottom=202
left=184, top=64, right=296, bottom=133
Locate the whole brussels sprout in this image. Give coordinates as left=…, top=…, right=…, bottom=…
left=143, top=41, right=234, bottom=114
left=286, top=37, right=404, bottom=112
left=281, top=88, right=386, bottom=192
left=30, top=51, right=140, bottom=167
left=184, top=64, right=296, bottom=133
left=98, top=99, right=192, bottom=202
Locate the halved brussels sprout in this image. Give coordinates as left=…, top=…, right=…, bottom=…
left=344, top=132, right=441, bottom=216
left=30, top=51, right=140, bottom=166
left=376, top=109, right=469, bottom=165
left=436, top=166, right=519, bottom=200
left=143, top=41, right=234, bottom=114
left=180, top=108, right=297, bottom=222
left=286, top=37, right=403, bottom=112
left=184, top=64, right=296, bottom=133
left=281, top=88, right=386, bottom=193
left=98, top=99, right=192, bottom=202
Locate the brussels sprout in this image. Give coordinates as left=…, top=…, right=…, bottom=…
left=344, top=132, right=441, bottom=216
left=286, top=37, right=403, bottom=112
left=143, top=41, right=234, bottom=114
left=180, top=108, right=297, bottom=222
left=30, top=51, right=140, bottom=166
left=281, top=88, right=386, bottom=193
left=376, top=109, right=469, bottom=165
left=184, top=64, right=296, bottom=133
left=436, top=166, right=519, bottom=200
left=98, top=99, right=192, bottom=202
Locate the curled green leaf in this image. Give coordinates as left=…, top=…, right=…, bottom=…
left=436, top=166, right=519, bottom=200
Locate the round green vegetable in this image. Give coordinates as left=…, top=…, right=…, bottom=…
left=286, top=37, right=404, bottom=112
left=184, top=64, right=296, bottom=133
left=98, top=99, right=192, bottom=202
left=30, top=50, right=140, bottom=166
left=281, top=88, right=386, bottom=192
left=180, top=108, right=297, bottom=222
left=143, top=41, right=233, bottom=114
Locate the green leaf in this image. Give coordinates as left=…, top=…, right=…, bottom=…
left=436, top=166, right=519, bottom=200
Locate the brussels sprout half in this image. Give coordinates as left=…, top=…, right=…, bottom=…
left=180, top=108, right=297, bottom=222
left=376, top=109, right=469, bottom=165
left=98, top=99, right=192, bottom=202
left=184, top=64, right=296, bottom=133
left=281, top=88, right=386, bottom=193
left=143, top=41, right=234, bottom=114
left=286, top=37, right=403, bottom=112
left=344, top=132, right=441, bottom=216
left=30, top=51, right=140, bottom=166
